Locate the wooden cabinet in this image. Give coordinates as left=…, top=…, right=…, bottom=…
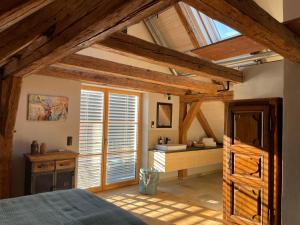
left=24, top=151, right=79, bottom=195
left=224, top=99, right=282, bottom=225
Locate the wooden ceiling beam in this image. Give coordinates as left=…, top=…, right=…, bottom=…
left=184, top=0, right=300, bottom=63
left=285, top=18, right=300, bottom=37
left=0, top=76, right=22, bottom=198
left=95, top=32, right=243, bottom=83
left=0, top=0, right=30, bottom=17
left=58, top=54, right=222, bottom=94
left=181, top=101, right=202, bottom=143
left=0, top=0, right=178, bottom=78
left=38, top=66, right=187, bottom=96
left=192, top=35, right=266, bottom=61
left=0, top=0, right=54, bottom=32
left=196, top=109, right=217, bottom=142
left=183, top=91, right=233, bottom=103
left=179, top=97, right=188, bottom=144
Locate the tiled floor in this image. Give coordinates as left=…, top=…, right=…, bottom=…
left=98, top=172, right=223, bottom=225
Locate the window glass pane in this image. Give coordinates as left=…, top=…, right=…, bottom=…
left=107, top=124, right=137, bottom=153
left=106, top=152, right=137, bottom=184
left=79, top=90, right=104, bottom=155
left=213, top=20, right=240, bottom=40
left=108, top=93, right=138, bottom=122
left=77, top=155, right=102, bottom=189
left=80, top=90, right=104, bottom=123
left=78, top=89, right=104, bottom=189
left=79, top=123, right=103, bottom=154
left=106, top=93, right=139, bottom=185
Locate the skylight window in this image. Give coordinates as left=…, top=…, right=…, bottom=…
left=213, top=20, right=240, bottom=40
left=180, top=2, right=240, bottom=46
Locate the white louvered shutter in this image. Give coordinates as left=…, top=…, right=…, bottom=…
left=78, top=89, right=104, bottom=189
left=106, top=93, right=139, bottom=184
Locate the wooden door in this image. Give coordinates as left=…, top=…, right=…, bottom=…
left=224, top=99, right=282, bottom=225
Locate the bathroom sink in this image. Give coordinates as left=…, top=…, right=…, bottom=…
left=155, top=144, right=187, bottom=151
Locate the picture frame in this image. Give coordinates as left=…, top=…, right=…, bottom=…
left=156, top=102, right=173, bottom=128
left=27, top=94, right=69, bottom=121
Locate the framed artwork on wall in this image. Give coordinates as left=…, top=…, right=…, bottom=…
left=27, top=94, right=69, bottom=121
left=156, top=102, right=173, bottom=128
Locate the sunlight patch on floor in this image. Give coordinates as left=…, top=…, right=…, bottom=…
left=101, top=192, right=222, bottom=225
left=98, top=173, right=223, bottom=225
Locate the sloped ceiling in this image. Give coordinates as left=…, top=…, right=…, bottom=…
left=254, top=0, right=283, bottom=22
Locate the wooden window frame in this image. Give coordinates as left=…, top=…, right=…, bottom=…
left=79, top=85, right=143, bottom=192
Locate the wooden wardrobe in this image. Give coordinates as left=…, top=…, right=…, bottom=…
left=223, top=98, right=282, bottom=225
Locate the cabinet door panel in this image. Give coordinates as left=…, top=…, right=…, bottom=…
left=32, top=173, right=54, bottom=194
left=56, top=171, right=74, bottom=190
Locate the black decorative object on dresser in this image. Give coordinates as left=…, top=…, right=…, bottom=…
left=24, top=151, right=78, bottom=195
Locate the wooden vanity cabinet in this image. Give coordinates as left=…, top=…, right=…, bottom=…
left=24, top=151, right=78, bottom=195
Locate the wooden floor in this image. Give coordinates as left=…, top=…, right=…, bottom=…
left=97, top=172, right=223, bottom=225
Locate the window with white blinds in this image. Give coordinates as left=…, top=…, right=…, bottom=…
left=78, top=89, right=104, bottom=189
left=106, top=93, right=139, bottom=185
left=78, top=88, right=140, bottom=190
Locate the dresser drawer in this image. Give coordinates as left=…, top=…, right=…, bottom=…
left=56, top=159, right=75, bottom=170
left=32, top=161, right=55, bottom=173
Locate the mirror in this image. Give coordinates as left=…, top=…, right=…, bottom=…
left=156, top=103, right=173, bottom=128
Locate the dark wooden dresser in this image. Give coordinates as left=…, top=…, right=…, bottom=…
left=24, top=151, right=78, bottom=195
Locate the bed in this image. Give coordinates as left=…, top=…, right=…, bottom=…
left=0, top=189, right=146, bottom=225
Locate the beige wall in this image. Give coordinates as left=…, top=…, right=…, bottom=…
left=233, top=61, right=284, bottom=100
left=282, top=60, right=300, bottom=224
left=254, top=0, right=283, bottom=22
left=283, top=0, right=300, bottom=21
left=187, top=102, right=224, bottom=144
left=147, top=93, right=180, bottom=150
left=281, top=4, right=300, bottom=223
left=12, top=75, right=81, bottom=196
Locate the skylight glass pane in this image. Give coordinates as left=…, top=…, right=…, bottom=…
left=213, top=20, right=240, bottom=40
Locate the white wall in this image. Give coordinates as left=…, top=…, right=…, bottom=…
left=12, top=75, right=81, bottom=196
left=233, top=61, right=284, bottom=100
left=282, top=60, right=300, bottom=224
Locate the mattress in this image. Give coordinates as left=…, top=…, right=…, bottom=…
left=0, top=189, right=146, bottom=225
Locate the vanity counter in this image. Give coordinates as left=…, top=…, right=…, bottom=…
left=148, top=145, right=223, bottom=172
left=149, top=144, right=223, bottom=154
